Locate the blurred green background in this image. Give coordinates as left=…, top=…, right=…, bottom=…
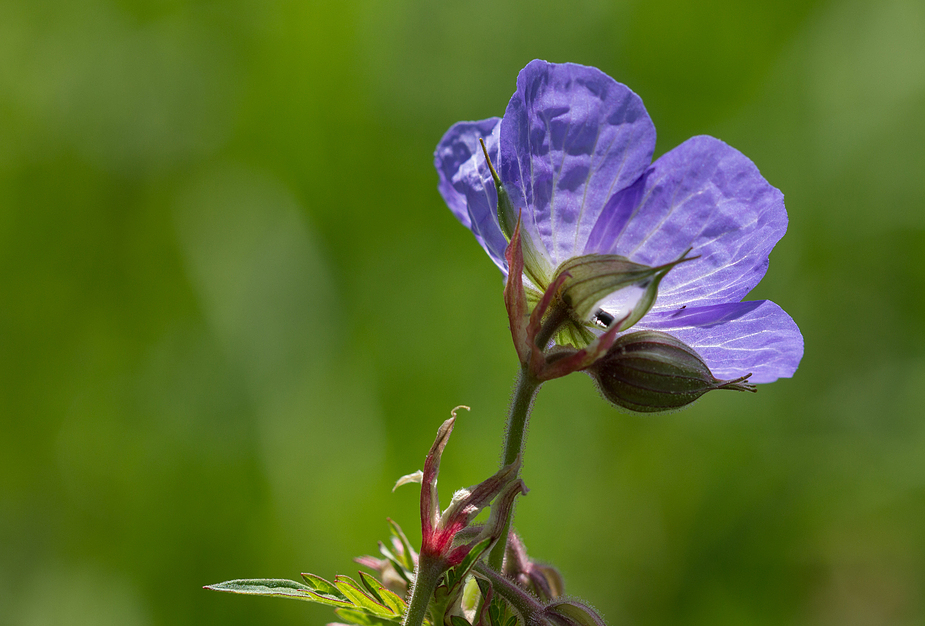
left=2, top=0, right=924, bottom=624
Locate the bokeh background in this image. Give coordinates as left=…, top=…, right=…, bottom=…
left=2, top=0, right=925, bottom=624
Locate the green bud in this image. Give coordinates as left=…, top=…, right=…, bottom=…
left=589, top=331, right=756, bottom=413
left=503, top=532, right=564, bottom=602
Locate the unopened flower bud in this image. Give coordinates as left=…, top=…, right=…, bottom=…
left=589, top=331, right=756, bottom=413
left=503, top=532, right=564, bottom=602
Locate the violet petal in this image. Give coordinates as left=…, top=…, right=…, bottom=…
left=434, top=118, right=507, bottom=272
left=499, top=60, right=656, bottom=269
left=586, top=135, right=788, bottom=312
left=635, top=300, right=803, bottom=384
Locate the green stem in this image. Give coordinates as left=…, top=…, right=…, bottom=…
left=487, top=368, right=541, bottom=571
left=486, top=302, right=570, bottom=572
left=502, top=368, right=541, bottom=467
left=402, top=556, right=444, bottom=626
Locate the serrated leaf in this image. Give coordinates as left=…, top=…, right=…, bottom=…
left=301, top=572, right=345, bottom=598
left=357, top=571, right=387, bottom=604
left=206, top=579, right=317, bottom=602
left=358, top=571, right=406, bottom=615
left=334, top=607, right=402, bottom=626
left=358, top=572, right=406, bottom=615
left=335, top=575, right=395, bottom=618
left=297, top=573, right=353, bottom=607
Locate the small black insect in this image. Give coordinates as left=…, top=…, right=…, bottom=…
left=593, top=309, right=615, bottom=328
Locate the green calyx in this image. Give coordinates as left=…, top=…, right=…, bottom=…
left=554, top=250, right=697, bottom=327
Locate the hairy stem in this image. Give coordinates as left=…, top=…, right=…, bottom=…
left=473, top=562, right=546, bottom=626
left=502, top=368, right=542, bottom=467
left=488, top=368, right=541, bottom=571
left=402, top=556, right=445, bottom=626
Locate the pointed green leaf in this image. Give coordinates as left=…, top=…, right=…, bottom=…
left=451, top=616, right=471, bottom=626
left=505, top=615, right=518, bottom=626
left=358, top=571, right=386, bottom=604
left=334, top=607, right=403, bottom=626
left=357, top=572, right=406, bottom=616
left=357, top=571, right=406, bottom=616
left=377, top=541, right=397, bottom=562
left=301, top=572, right=344, bottom=597
left=334, top=575, right=396, bottom=618
left=206, top=578, right=324, bottom=603
left=206, top=578, right=311, bottom=597
left=298, top=572, right=353, bottom=607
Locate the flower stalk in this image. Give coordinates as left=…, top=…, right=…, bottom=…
left=488, top=366, right=541, bottom=571
left=474, top=561, right=547, bottom=626
left=402, top=557, right=445, bottom=626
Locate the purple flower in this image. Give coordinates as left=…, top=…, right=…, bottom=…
left=435, top=59, right=802, bottom=384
